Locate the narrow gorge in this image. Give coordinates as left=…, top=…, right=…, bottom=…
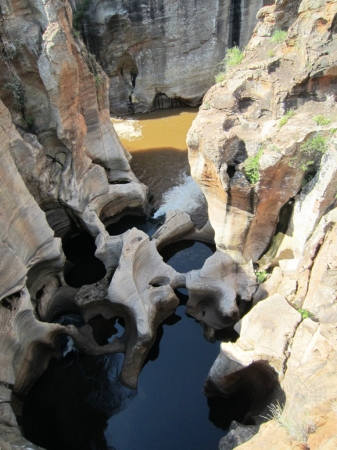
left=1, top=0, right=337, bottom=449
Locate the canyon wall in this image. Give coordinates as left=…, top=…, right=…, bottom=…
left=187, top=0, right=337, bottom=447
left=79, top=0, right=266, bottom=114
left=0, top=0, right=149, bottom=446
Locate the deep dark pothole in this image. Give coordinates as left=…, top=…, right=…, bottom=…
left=62, top=230, right=106, bottom=288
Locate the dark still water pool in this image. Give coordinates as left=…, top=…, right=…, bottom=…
left=22, top=307, right=226, bottom=450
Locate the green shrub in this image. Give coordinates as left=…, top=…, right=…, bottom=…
left=244, top=148, right=263, bottom=184
left=313, top=115, right=332, bottom=126
left=214, top=72, right=225, bottom=83
left=279, top=109, right=295, bottom=127
left=300, top=160, right=314, bottom=172
left=4, top=77, right=26, bottom=110
left=298, top=308, right=314, bottom=320
left=72, top=29, right=81, bottom=39
left=300, top=134, right=327, bottom=155
left=94, top=74, right=102, bottom=87
left=256, top=270, right=268, bottom=283
left=224, top=46, right=244, bottom=69
left=213, top=46, right=244, bottom=84
left=267, top=50, right=275, bottom=58
left=21, top=115, right=34, bottom=127
left=270, top=30, right=288, bottom=44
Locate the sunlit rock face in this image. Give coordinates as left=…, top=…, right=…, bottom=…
left=79, top=0, right=265, bottom=114
left=187, top=0, right=337, bottom=447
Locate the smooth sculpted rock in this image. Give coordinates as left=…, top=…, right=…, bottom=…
left=80, top=0, right=264, bottom=114
left=65, top=228, right=184, bottom=389
left=152, top=209, right=215, bottom=250
left=186, top=250, right=256, bottom=338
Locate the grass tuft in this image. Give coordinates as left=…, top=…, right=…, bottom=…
left=263, top=401, right=311, bottom=444
left=313, top=115, right=332, bottom=126
left=270, top=30, right=288, bottom=44
left=214, top=72, right=226, bottom=84
left=279, top=110, right=295, bottom=127
left=244, top=148, right=263, bottom=184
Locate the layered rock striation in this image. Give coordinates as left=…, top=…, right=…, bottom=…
left=78, top=0, right=266, bottom=114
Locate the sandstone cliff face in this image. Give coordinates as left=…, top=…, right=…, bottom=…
left=79, top=0, right=266, bottom=114
left=187, top=0, right=337, bottom=447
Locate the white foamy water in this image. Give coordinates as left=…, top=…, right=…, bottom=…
left=63, top=336, right=78, bottom=357
left=154, top=173, right=206, bottom=218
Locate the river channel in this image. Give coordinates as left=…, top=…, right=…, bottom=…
left=22, top=108, right=247, bottom=450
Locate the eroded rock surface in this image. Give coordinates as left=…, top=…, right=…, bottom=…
left=64, top=228, right=183, bottom=389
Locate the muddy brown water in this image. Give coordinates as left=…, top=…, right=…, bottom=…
left=112, top=108, right=208, bottom=227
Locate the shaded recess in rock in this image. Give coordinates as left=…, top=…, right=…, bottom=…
left=87, top=315, right=125, bottom=346
left=208, top=391, right=252, bottom=430
left=205, top=361, right=284, bottom=423
left=258, top=198, right=295, bottom=268
left=62, top=230, right=106, bottom=288
left=1, top=290, right=22, bottom=311
left=152, top=92, right=188, bottom=110
left=22, top=352, right=131, bottom=450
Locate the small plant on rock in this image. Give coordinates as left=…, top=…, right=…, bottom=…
left=21, top=115, right=35, bottom=128
left=313, top=115, right=332, bottom=126
left=300, top=134, right=327, bottom=155
left=263, top=401, right=311, bottom=444
left=244, top=148, right=263, bottom=184
left=279, top=109, right=295, bottom=127
left=255, top=270, right=268, bottom=283
left=72, top=29, right=81, bottom=39
left=298, top=308, right=314, bottom=320
left=267, top=49, right=275, bottom=58
left=300, top=160, right=314, bottom=172
left=270, top=30, right=288, bottom=44
left=94, top=74, right=102, bottom=87
left=214, top=72, right=225, bottom=83
left=4, top=77, right=26, bottom=111
left=224, top=46, right=244, bottom=69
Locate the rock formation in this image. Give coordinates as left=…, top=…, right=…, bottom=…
left=186, top=0, right=337, bottom=447
left=1, top=0, right=337, bottom=448
left=78, top=0, right=266, bottom=114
